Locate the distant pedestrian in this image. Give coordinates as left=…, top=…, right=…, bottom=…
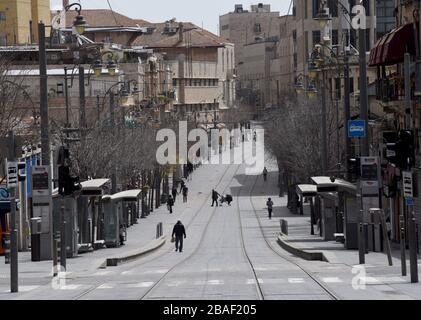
left=179, top=179, right=185, bottom=193
left=182, top=185, right=188, bottom=203
left=172, top=186, right=178, bottom=202
left=119, top=224, right=126, bottom=245
left=263, top=167, right=268, bottom=182
left=211, top=189, right=220, bottom=207
left=167, top=195, right=174, bottom=214
left=266, top=198, right=274, bottom=219
left=172, top=220, right=186, bottom=252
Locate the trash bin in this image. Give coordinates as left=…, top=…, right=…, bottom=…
left=30, top=217, right=42, bottom=262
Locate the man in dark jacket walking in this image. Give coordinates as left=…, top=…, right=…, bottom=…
left=172, top=186, right=178, bottom=202
left=182, top=185, right=188, bottom=203
left=167, top=195, right=174, bottom=214
left=172, top=220, right=186, bottom=252
left=211, top=189, right=220, bottom=207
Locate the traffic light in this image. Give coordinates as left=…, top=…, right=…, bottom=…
left=347, top=157, right=361, bottom=182
left=383, top=131, right=398, bottom=165
left=58, top=166, right=81, bottom=196
left=397, top=130, right=415, bottom=170
left=57, top=146, right=81, bottom=196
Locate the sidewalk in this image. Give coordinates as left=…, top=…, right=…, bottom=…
left=0, top=155, right=233, bottom=296
left=0, top=142, right=241, bottom=300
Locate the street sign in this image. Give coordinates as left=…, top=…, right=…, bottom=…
left=348, top=120, right=366, bottom=138
left=406, top=197, right=414, bottom=206
left=403, top=171, right=414, bottom=198
left=6, top=161, right=18, bottom=188
left=0, top=187, right=10, bottom=200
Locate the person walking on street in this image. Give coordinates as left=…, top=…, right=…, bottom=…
left=171, top=186, right=178, bottom=202
left=211, top=189, right=220, bottom=207
left=179, top=179, right=185, bottom=193
left=182, top=185, right=189, bottom=203
left=266, top=198, right=274, bottom=219
left=172, top=220, right=186, bottom=252
left=263, top=167, right=268, bottom=182
left=167, top=195, right=174, bottom=214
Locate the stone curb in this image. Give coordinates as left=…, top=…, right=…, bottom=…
left=277, top=233, right=328, bottom=262
left=104, top=236, right=167, bottom=267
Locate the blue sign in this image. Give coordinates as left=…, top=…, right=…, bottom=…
left=348, top=120, right=366, bottom=138
left=0, top=188, right=10, bottom=200
left=406, top=197, right=414, bottom=206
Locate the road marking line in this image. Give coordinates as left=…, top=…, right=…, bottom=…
left=97, top=284, right=114, bottom=289
left=143, top=269, right=169, bottom=274
left=364, top=277, right=380, bottom=284
left=121, top=271, right=133, bottom=275
left=167, top=280, right=184, bottom=287
left=288, top=278, right=305, bottom=284
left=94, top=271, right=113, bottom=276
left=322, top=277, right=343, bottom=283
left=58, top=284, right=82, bottom=290
left=19, top=285, right=40, bottom=292
left=207, top=280, right=224, bottom=285
left=127, top=282, right=154, bottom=288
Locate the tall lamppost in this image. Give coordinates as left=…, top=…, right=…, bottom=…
left=317, top=0, right=370, bottom=157
left=39, top=2, right=87, bottom=166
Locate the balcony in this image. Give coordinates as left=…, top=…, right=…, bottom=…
left=375, top=76, right=409, bottom=108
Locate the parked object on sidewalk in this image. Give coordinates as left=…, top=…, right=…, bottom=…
left=267, top=198, right=274, bottom=219
left=172, top=220, right=186, bottom=252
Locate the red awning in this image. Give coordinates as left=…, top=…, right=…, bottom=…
left=368, top=23, right=416, bottom=67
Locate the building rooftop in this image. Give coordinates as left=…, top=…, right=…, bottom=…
left=51, top=9, right=150, bottom=28
left=134, top=22, right=231, bottom=48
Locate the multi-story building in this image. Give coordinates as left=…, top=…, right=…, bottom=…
left=136, top=21, right=236, bottom=125
left=219, top=3, right=280, bottom=71
left=368, top=0, right=421, bottom=248
left=0, top=0, right=51, bottom=45
left=290, top=0, right=383, bottom=103
left=219, top=4, right=282, bottom=109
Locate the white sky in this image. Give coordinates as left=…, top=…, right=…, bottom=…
left=50, top=0, right=293, bottom=34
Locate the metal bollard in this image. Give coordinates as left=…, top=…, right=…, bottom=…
left=4, top=233, right=10, bottom=264
left=358, top=223, right=365, bottom=264
left=52, top=236, right=58, bottom=277
left=408, top=214, right=418, bottom=283
left=400, top=215, right=407, bottom=276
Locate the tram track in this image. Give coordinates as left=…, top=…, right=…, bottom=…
left=138, top=163, right=244, bottom=300
left=245, top=171, right=341, bottom=300
left=74, top=162, right=235, bottom=300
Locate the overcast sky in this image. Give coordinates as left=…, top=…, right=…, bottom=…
left=50, top=0, right=292, bottom=34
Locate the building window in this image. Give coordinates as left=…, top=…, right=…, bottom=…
left=312, top=30, right=321, bottom=46
left=173, top=79, right=177, bottom=87
left=254, top=23, right=262, bottom=33
left=312, top=0, right=321, bottom=18
left=327, top=0, right=338, bottom=17
left=0, top=35, right=6, bottom=46
left=0, top=12, right=6, bottom=21
left=332, top=29, right=338, bottom=45
left=335, top=78, right=341, bottom=100
left=349, top=77, right=354, bottom=93
left=221, top=24, right=229, bottom=30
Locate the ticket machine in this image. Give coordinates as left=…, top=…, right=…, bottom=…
left=31, top=166, right=53, bottom=261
